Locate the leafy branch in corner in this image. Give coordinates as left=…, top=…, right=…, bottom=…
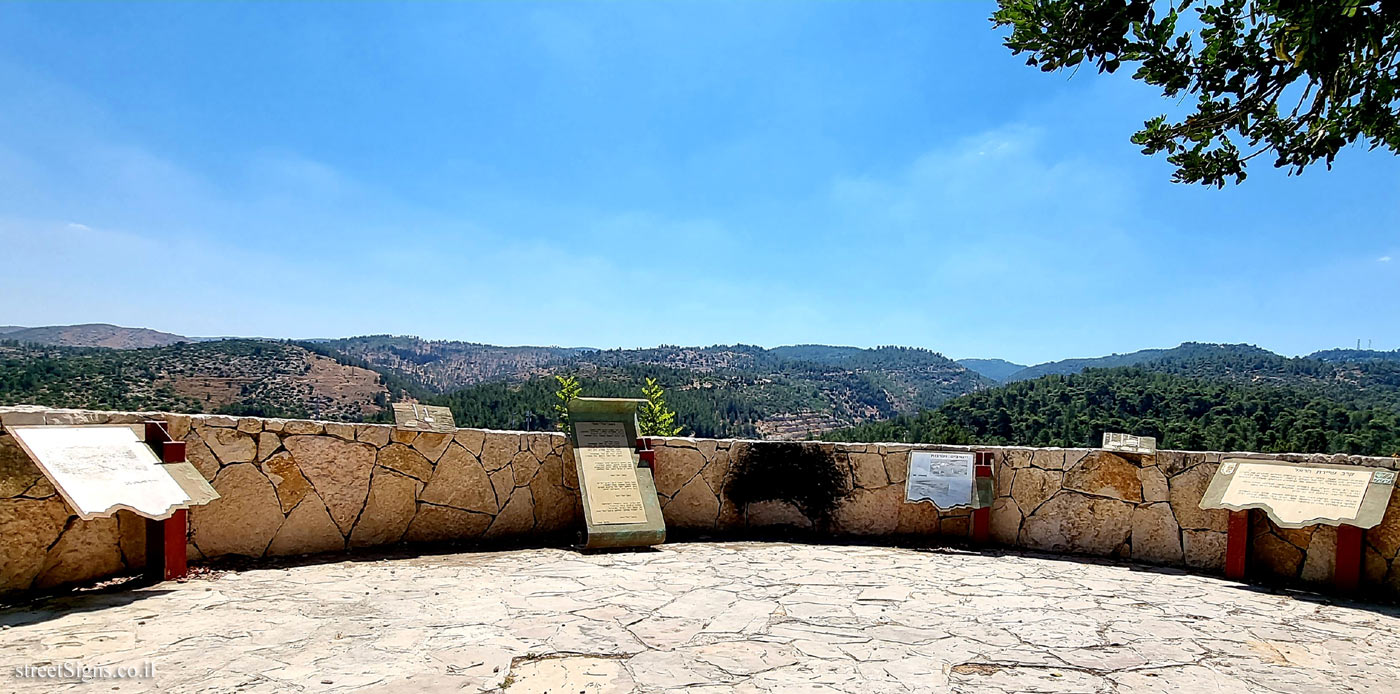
left=638, top=377, right=683, bottom=437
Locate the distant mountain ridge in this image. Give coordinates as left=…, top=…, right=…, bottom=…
left=957, top=358, right=1028, bottom=382
left=2, top=323, right=192, bottom=349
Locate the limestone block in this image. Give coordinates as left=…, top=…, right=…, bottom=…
left=1168, top=464, right=1228, bottom=532
left=989, top=497, right=1022, bottom=545
left=404, top=503, right=493, bottom=544
left=490, top=467, right=515, bottom=511
left=283, top=420, right=324, bottom=436
left=0, top=439, right=41, bottom=498
left=1030, top=450, right=1067, bottom=470
left=1019, top=492, right=1134, bottom=556
left=1365, top=492, right=1400, bottom=559
left=1130, top=502, right=1183, bottom=564
left=453, top=428, right=486, bottom=456
left=1010, top=467, right=1062, bottom=514
left=1183, top=530, right=1227, bottom=571
left=717, top=499, right=744, bottom=530
left=260, top=451, right=315, bottom=514
left=527, top=433, right=557, bottom=461
left=264, top=419, right=286, bottom=433
left=412, top=432, right=453, bottom=463
left=512, top=450, right=541, bottom=487
left=420, top=444, right=496, bottom=514
left=746, top=500, right=811, bottom=529
left=283, top=435, right=376, bottom=535
left=1156, top=451, right=1192, bottom=476
left=356, top=424, right=392, bottom=448
left=481, top=433, right=520, bottom=472
left=1300, top=525, right=1338, bottom=583
left=1004, top=449, right=1033, bottom=469
left=883, top=450, right=909, bottom=485
left=561, top=445, right=579, bottom=486
left=256, top=432, right=281, bottom=462
left=994, top=462, right=1015, bottom=498
left=184, top=432, right=220, bottom=481
left=1363, top=546, right=1388, bottom=585
left=849, top=453, right=888, bottom=490
left=895, top=500, right=941, bottom=535
left=834, top=485, right=903, bottom=536
left=192, top=464, right=283, bottom=558
left=664, top=475, right=720, bottom=530
left=236, top=418, right=262, bottom=434
left=266, top=492, right=345, bottom=556
left=390, top=428, right=418, bottom=445
left=21, top=476, right=55, bottom=499
left=378, top=444, right=434, bottom=482
left=1137, top=466, right=1169, bottom=503
left=700, top=449, right=731, bottom=496
left=0, top=497, right=72, bottom=591
left=940, top=515, right=970, bottom=537
left=116, top=510, right=146, bottom=568
left=350, top=469, right=421, bottom=548
left=204, top=428, right=256, bottom=465
left=35, top=516, right=124, bottom=589
left=531, top=455, right=578, bottom=532
left=324, top=422, right=356, bottom=441
left=197, top=415, right=238, bottom=428
left=655, top=445, right=707, bottom=498
left=1253, top=532, right=1305, bottom=578
left=483, top=487, right=535, bottom=538
left=165, top=415, right=191, bottom=440
left=1064, top=452, right=1142, bottom=502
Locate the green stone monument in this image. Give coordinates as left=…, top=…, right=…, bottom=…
left=567, top=397, right=666, bottom=550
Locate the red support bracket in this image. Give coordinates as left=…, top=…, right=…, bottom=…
left=971, top=451, right=993, bottom=544
left=635, top=438, right=655, bottom=470
left=1225, top=509, right=1249, bottom=581
left=143, top=421, right=190, bottom=583
left=1334, top=524, right=1363, bottom=592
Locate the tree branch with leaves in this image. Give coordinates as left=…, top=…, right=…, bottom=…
left=992, top=0, right=1400, bottom=186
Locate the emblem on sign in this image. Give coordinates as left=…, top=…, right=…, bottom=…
left=1374, top=470, right=1397, bottom=486
left=1220, top=462, right=1236, bottom=475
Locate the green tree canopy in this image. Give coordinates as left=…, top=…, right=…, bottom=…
left=992, top=1, right=1400, bottom=186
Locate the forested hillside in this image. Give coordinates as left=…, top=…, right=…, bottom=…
left=825, top=367, right=1400, bottom=456
left=0, top=340, right=387, bottom=420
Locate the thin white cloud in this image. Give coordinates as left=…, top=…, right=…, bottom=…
left=1380, top=256, right=1392, bottom=262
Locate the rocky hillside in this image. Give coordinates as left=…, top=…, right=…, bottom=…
left=1, top=323, right=192, bottom=349
left=0, top=340, right=387, bottom=420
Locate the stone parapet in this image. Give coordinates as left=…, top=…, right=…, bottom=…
left=2, top=406, right=1398, bottom=599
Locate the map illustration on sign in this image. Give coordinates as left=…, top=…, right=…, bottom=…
left=905, top=451, right=975, bottom=509
left=6, top=425, right=213, bottom=520
left=574, top=421, right=648, bottom=525
left=391, top=403, right=457, bottom=433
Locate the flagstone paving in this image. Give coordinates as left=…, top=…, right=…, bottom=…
left=2, top=541, right=1398, bottom=693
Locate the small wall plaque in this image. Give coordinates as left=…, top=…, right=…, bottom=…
left=391, top=403, right=457, bottom=433
left=1103, top=432, right=1157, bottom=455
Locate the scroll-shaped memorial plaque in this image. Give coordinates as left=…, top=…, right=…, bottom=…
left=1200, top=459, right=1396, bottom=529
left=575, top=421, right=648, bottom=525
left=906, top=451, right=976, bottom=509
left=6, top=425, right=214, bottom=520
left=392, top=403, right=457, bottom=434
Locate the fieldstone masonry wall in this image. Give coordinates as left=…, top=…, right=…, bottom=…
left=3, top=406, right=1399, bottom=601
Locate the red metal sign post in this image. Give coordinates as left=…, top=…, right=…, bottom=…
left=143, top=421, right=189, bottom=583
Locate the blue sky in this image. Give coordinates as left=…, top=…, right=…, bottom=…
left=1, top=2, right=1396, bottom=365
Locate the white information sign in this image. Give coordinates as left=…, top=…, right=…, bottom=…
left=6, top=425, right=198, bottom=520
left=1220, top=462, right=1372, bottom=525
left=574, top=421, right=647, bottom=525
left=1103, top=432, right=1157, bottom=455
left=905, top=451, right=975, bottom=509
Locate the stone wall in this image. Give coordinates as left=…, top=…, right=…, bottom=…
left=3, top=406, right=1399, bottom=601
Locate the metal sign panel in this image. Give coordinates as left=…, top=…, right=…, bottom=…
left=574, top=421, right=648, bottom=525
left=905, top=451, right=976, bottom=510
left=1103, top=432, right=1157, bottom=455
left=5, top=425, right=204, bottom=520
left=391, top=403, right=457, bottom=433
left=1200, top=458, right=1396, bottom=529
